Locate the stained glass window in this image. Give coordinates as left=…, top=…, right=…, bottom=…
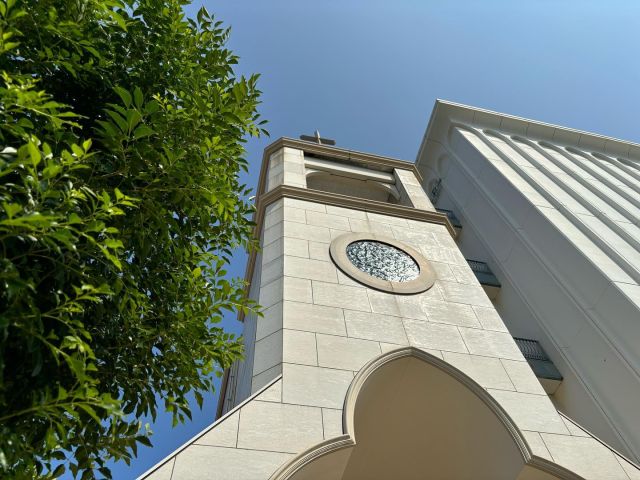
left=345, top=241, right=419, bottom=282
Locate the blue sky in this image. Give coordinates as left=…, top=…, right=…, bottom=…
left=112, top=1, right=640, bottom=478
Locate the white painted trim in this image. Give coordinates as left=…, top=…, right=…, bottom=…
left=416, top=99, right=640, bottom=167
left=430, top=127, right=638, bottom=457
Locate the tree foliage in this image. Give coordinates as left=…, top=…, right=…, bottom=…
left=0, top=0, right=265, bottom=477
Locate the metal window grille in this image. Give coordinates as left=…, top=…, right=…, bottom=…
left=429, top=178, right=442, bottom=204
left=435, top=208, right=462, bottom=229
left=466, top=259, right=501, bottom=288
left=513, top=337, right=563, bottom=381
left=514, top=337, right=550, bottom=361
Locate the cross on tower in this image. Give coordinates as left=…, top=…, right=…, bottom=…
left=300, top=130, right=336, bottom=145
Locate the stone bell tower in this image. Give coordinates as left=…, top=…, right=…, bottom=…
left=140, top=131, right=640, bottom=480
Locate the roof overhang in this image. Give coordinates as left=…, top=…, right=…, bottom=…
left=416, top=100, right=640, bottom=170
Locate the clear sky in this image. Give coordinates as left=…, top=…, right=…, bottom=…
left=111, top=1, right=640, bottom=478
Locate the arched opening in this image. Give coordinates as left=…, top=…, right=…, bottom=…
left=271, top=348, right=582, bottom=480
left=306, top=171, right=399, bottom=204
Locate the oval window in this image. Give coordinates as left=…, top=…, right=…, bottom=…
left=346, top=241, right=419, bottom=282
left=330, top=233, right=436, bottom=294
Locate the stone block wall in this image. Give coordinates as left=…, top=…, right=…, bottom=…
left=141, top=141, right=640, bottom=479
left=143, top=194, right=640, bottom=480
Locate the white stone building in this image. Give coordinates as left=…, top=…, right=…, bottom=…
left=140, top=102, right=640, bottom=480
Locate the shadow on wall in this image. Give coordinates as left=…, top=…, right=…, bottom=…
left=306, top=171, right=399, bottom=204
left=271, top=347, right=583, bottom=480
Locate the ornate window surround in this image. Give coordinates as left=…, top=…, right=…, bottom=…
left=329, top=232, right=436, bottom=294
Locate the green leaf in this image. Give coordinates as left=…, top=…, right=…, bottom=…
left=133, top=124, right=154, bottom=139
left=27, top=141, right=41, bottom=165
left=42, top=163, right=63, bottom=179
left=113, top=86, right=132, bottom=108
left=109, top=10, right=128, bottom=31
left=50, top=464, right=65, bottom=477
left=77, top=404, right=101, bottom=424
left=104, top=238, right=124, bottom=250
left=3, top=202, right=21, bottom=219
left=126, top=109, right=142, bottom=131
left=136, top=436, right=152, bottom=448
left=0, top=3, right=262, bottom=477
left=68, top=213, right=82, bottom=224
left=51, top=451, right=67, bottom=461
left=57, top=386, right=68, bottom=401
left=98, top=467, right=113, bottom=479
left=144, top=100, right=160, bottom=114
left=133, top=87, right=143, bottom=109
left=105, top=109, right=128, bottom=133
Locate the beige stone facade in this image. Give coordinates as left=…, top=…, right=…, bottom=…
left=140, top=125, right=640, bottom=479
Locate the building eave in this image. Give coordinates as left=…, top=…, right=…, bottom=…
left=416, top=99, right=640, bottom=169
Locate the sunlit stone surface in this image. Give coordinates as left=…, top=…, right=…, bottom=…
left=346, top=241, right=419, bottom=282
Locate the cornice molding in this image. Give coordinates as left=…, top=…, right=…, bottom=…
left=238, top=185, right=455, bottom=321
left=260, top=185, right=454, bottom=234
left=258, top=137, right=423, bottom=198
left=416, top=99, right=640, bottom=169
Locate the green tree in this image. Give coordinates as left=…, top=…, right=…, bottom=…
left=0, top=0, right=265, bottom=477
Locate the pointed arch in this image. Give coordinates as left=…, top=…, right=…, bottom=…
left=271, top=347, right=584, bottom=480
